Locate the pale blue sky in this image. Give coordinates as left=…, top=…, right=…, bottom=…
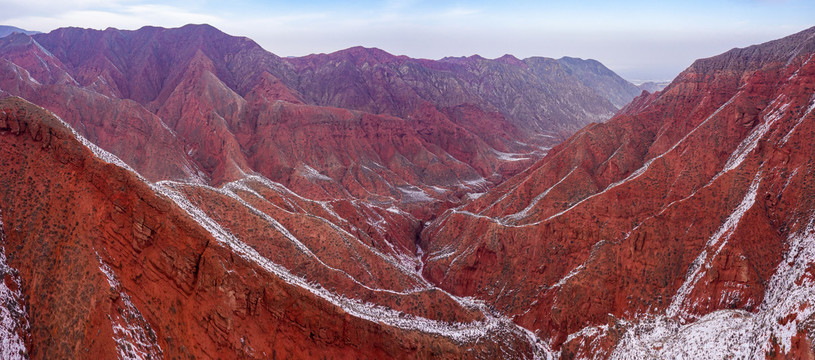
left=0, top=0, right=812, bottom=81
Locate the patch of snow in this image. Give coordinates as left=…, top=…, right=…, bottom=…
left=610, top=311, right=753, bottom=360
left=300, top=164, right=333, bottom=182
left=96, top=255, right=163, bottom=360
left=385, top=206, right=405, bottom=215
left=751, top=215, right=815, bottom=354
left=566, top=324, right=609, bottom=344
left=493, top=149, right=530, bottom=162
left=427, top=245, right=457, bottom=262
left=565, top=324, right=610, bottom=359
left=612, top=204, right=815, bottom=359
left=462, top=177, right=488, bottom=192
left=397, top=186, right=433, bottom=203
left=429, top=185, right=448, bottom=194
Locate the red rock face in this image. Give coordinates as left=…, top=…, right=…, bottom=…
left=422, top=26, right=815, bottom=357
left=3, top=23, right=613, bottom=359
left=0, top=97, right=546, bottom=359
left=0, top=25, right=628, bottom=298
left=4, top=22, right=814, bottom=359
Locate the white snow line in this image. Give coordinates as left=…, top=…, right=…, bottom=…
left=160, top=181, right=428, bottom=296
left=780, top=95, right=815, bottom=145
left=226, top=178, right=430, bottom=286
left=719, top=96, right=789, bottom=175
left=95, top=253, right=163, bottom=360
left=152, top=183, right=529, bottom=343
left=545, top=92, right=742, bottom=223
left=502, top=167, right=577, bottom=223
left=666, top=172, right=762, bottom=318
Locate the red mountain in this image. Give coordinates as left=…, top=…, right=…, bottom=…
left=0, top=24, right=635, bottom=359
left=287, top=47, right=639, bottom=145
left=422, top=26, right=815, bottom=358
left=2, top=22, right=814, bottom=359
left=0, top=97, right=544, bottom=358
left=1, top=24, right=638, bottom=209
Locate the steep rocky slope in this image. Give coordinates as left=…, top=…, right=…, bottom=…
left=551, top=56, right=642, bottom=109
left=0, top=23, right=641, bottom=359
left=422, top=26, right=815, bottom=358
left=5, top=22, right=812, bottom=360
left=0, top=96, right=548, bottom=359
left=289, top=49, right=633, bottom=144
left=0, top=25, right=636, bottom=208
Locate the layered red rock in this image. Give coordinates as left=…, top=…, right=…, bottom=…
left=7, top=21, right=813, bottom=360
left=0, top=97, right=546, bottom=359
left=422, top=26, right=815, bottom=357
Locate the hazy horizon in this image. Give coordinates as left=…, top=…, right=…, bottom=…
left=1, top=0, right=812, bottom=81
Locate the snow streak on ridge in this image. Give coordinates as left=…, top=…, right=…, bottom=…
left=0, top=209, right=29, bottom=360
left=667, top=172, right=762, bottom=318
left=609, top=214, right=815, bottom=359
left=96, top=254, right=164, bottom=360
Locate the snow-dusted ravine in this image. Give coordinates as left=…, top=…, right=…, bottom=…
left=158, top=179, right=430, bottom=295
left=154, top=183, right=554, bottom=358
left=49, top=112, right=555, bottom=358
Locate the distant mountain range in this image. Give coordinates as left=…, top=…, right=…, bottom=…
left=636, top=80, right=671, bottom=92
left=0, top=25, right=39, bottom=38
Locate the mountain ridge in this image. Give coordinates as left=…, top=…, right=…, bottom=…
left=422, top=24, right=815, bottom=358
left=0, top=25, right=40, bottom=39
left=2, top=23, right=814, bottom=359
